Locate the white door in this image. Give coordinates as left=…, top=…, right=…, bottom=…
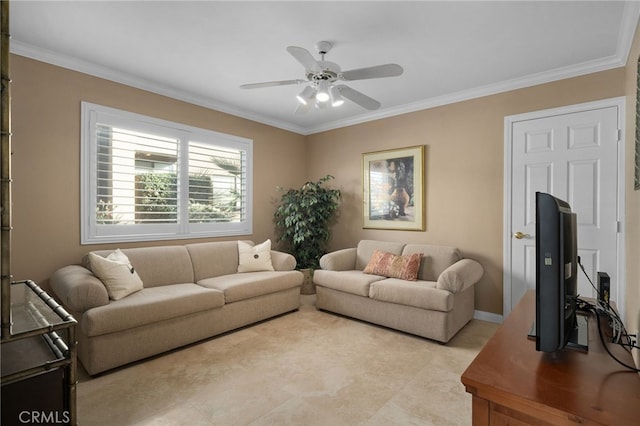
left=504, top=98, right=625, bottom=318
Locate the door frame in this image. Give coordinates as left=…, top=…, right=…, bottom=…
left=503, top=97, right=626, bottom=319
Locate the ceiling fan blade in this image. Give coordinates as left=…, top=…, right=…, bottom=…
left=286, top=46, right=321, bottom=72
left=336, top=85, right=381, bottom=110
left=240, top=79, right=305, bottom=89
left=340, top=64, right=403, bottom=81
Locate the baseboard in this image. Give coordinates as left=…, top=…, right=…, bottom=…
left=474, top=310, right=503, bottom=324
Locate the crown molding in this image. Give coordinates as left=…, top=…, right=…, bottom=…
left=10, top=40, right=308, bottom=135
left=305, top=53, right=626, bottom=134
left=306, top=3, right=639, bottom=134
left=11, top=1, right=640, bottom=137
left=617, top=1, right=640, bottom=63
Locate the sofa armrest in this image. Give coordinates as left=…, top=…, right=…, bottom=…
left=319, top=248, right=357, bottom=271
left=270, top=250, right=297, bottom=271
left=50, top=265, right=110, bottom=313
left=436, top=259, right=483, bottom=293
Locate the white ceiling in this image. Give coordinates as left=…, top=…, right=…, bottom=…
left=9, top=1, right=640, bottom=135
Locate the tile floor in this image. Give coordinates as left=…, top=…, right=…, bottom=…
left=77, top=295, right=498, bottom=425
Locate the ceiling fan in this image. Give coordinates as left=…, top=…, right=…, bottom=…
left=240, top=41, right=403, bottom=113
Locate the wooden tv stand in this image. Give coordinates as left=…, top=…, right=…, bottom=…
left=461, top=290, right=640, bottom=425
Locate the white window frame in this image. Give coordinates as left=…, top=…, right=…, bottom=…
left=81, top=102, right=253, bottom=244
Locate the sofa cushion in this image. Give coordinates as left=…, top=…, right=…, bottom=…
left=369, top=279, right=454, bottom=312
left=363, top=250, right=423, bottom=281
left=186, top=241, right=242, bottom=282
left=87, top=250, right=143, bottom=300
left=82, top=283, right=225, bottom=337
left=402, top=244, right=462, bottom=281
left=197, top=270, right=302, bottom=303
left=313, top=270, right=385, bottom=297
left=87, top=245, right=195, bottom=288
left=237, top=240, right=274, bottom=272
left=355, top=240, right=405, bottom=270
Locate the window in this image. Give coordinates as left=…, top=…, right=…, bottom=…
left=82, top=102, right=253, bottom=244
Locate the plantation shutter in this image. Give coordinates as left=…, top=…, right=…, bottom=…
left=96, top=124, right=180, bottom=226
left=82, top=102, right=253, bottom=244
left=188, top=142, right=246, bottom=224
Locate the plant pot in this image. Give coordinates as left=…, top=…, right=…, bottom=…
left=299, top=268, right=315, bottom=295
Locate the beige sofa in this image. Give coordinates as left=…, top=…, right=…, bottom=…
left=50, top=241, right=303, bottom=375
left=313, top=240, right=483, bottom=343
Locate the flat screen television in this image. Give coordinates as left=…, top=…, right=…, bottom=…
left=535, top=191, right=586, bottom=352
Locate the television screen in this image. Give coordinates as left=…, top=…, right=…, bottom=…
left=535, top=192, right=583, bottom=352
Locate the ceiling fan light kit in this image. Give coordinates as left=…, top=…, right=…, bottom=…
left=296, top=86, right=316, bottom=105
left=329, top=86, right=344, bottom=107
left=240, top=41, right=403, bottom=113
left=315, top=80, right=330, bottom=102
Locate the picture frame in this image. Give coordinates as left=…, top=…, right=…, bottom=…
left=362, top=145, right=425, bottom=230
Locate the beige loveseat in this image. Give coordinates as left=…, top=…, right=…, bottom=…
left=313, top=240, right=483, bottom=343
left=50, top=241, right=303, bottom=375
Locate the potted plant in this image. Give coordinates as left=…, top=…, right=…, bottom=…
left=274, top=175, right=341, bottom=294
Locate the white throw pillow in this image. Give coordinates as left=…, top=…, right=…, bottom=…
left=237, top=240, right=275, bottom=273
left=88, top=249, right=143, bottom=300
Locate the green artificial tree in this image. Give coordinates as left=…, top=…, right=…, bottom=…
left=274, top=175, right=341, bottom=270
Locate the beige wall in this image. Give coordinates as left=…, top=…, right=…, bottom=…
left=307, top=69, right=626, bottom=315
left=10, top=53, right=636, bottom=318
left=10, top=55, right=306, bottom=287
left=625, top=22, right=640, bottom=351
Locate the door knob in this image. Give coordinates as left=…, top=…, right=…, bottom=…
left=513, top=231, right=530, bottom=240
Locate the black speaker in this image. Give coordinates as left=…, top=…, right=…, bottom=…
left=597, top=272, right=610, bottom=304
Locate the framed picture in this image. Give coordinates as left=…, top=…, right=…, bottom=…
left=362, top=145, right=425, bottom=230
